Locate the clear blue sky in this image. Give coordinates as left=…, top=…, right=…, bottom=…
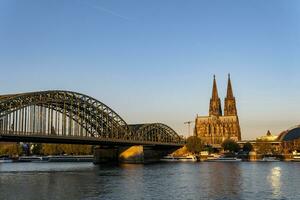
left=0, top=0, right=299, bottom=139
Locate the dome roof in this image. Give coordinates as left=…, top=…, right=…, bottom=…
left=278, top=126, right=300, bottom=141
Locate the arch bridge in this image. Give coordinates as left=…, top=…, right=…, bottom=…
left=0, top=90, right=184, bottom=147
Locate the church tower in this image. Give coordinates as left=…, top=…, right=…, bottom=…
left=195, top=74, right=242, bottom=146
left=224, top=74, right=237, bottom=116
left=224, top=74, right=241, bottom=141
left=209, top=75, right=222, bottom=116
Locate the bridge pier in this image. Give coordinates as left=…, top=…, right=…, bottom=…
left=93, top=146, right=119, bottom=164
left=118, top=146, right=144, bottom=163
left=93, top=146, right=178, bottom=164
left=142, top=146, right=176, bottom=163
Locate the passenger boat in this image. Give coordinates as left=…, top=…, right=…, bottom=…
left=0, top=157, right=13, bottom=163
left=292, top=156, right=300, bottom=162
left=291, top=151, right=300, bottom=162
left=206, top=154, right=221, bottom=160
left=18, top=156, right=45, bottom=162
left=47, top=155, right=94, bottom=162
left=207, top=156, right=242, bottom=162
left=18, top=155, right=94, bottom=162
left=259, top=156, right=280, bottom=162
left=160, top=155, right=197, bottom=162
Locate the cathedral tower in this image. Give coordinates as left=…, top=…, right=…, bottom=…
left=195, top=74, right=242, bottom=146
left=224, top=74, right=237, bottom=116
left=209, top=75, right=222, bottom=116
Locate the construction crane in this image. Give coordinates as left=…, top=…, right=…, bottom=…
left=184, top=121, right=194, bottom=138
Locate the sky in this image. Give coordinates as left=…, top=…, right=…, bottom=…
left=0, top=0, right=299, bottom=140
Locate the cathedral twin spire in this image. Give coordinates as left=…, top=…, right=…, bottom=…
left=209, top=74, right=237, bottom=116
left=224, top=74, right=237, bottom=116
left=209, top=75, right=222, bottom=116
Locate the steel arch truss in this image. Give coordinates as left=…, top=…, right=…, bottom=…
left=0, top=91, right=131, bottom=140
left=130, top=123, right=182, bottom=144
left=0, top=91, right=183, bottom=146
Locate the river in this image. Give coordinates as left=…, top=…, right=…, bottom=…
left=0, top=162, right=300, bottom=200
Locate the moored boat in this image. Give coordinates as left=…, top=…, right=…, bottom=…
left=291, top=151, right=300, bottom=162
left=17, top=155, right=94, bottom=162
left=206, top=154, right=221, bottom=161
left=47, top=155, right=94, bottom=162
left=259, top=156, right=280, bottom=162
left=291, top=156, right=300, bottom=162
left=160, top=155, right=197, bottom=162
left=18, top=156, right=46, bottom=162
left=207, top=156, right=242, bottom=162
left=0, top=157, right=13, bottom=163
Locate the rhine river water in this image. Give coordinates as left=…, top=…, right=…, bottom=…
left=0, top=162, right=300, bottom=200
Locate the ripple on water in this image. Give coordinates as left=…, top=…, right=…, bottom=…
left=1, top=162, right=300, bottom=200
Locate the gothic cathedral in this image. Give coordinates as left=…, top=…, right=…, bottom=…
left=194, top=75, right=241, bottom=147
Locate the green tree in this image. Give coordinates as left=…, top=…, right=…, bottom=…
left=186, top=136, right=203, bottom=154
left=41, top=144, right=93, bottom=155
left=42, top=144, right=61, bottom=155
left=31, top=143, right=43, bottom=155
left=256, top=140, right=277, bottom=155
left=0, top=143, right=22, bottom=157
left=204, top=145, right=214, bottom=154
left=243, top=142, right=253, bottom=152
left=222, top=139, right=240, bottom=153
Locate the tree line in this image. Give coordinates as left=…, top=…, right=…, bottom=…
left=0, top=143, right=93, bottom=157
left=185, top=136, right=288, bottom=155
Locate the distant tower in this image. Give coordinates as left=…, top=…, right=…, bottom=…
left=224, top=74, right=237, bottom=116
left=224, top=74, right=241, bottom=140
left=209, top=75, right=222, bottom=116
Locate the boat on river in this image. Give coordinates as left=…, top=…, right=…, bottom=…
left=18, top=155, right=94, bottom=162
left=206, top=154, right=221, bottom=161
left=160, top=155, right=197, bottom=162
left=47, top=155, right=94, bottom=162
left=0, top=157, right=13, bottom=163
left=292, top=156, right=300, bottom=162
left=18, top=156, right=46, bottom=162
left=207, top=156, right=242, bottom=162
left=259, top=156, right=280, bottom=162
left=291, top=151, right=300, bottom=162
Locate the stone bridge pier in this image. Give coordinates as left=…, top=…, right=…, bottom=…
left=93, top=145, right=179, bottom=164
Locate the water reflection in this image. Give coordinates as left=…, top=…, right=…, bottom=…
left=268, top=166, right=282, bottom=198
left=207, top=163, right=242, bottom=199
left=118, top=164, right=145, bottom=200
left=1, top=162, right=300, bottom=200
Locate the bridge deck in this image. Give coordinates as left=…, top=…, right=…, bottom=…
left=0, top=133, right=184, bottom=147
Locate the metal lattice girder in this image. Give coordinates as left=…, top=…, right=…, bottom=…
left=0, top=90, right=184, bottom=145
left=129, top=123, right=182, bottom=144
left=0, top=91, right=131, bottom=139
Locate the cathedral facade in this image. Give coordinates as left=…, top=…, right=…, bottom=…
left=194, top=75, right=241, bottom=147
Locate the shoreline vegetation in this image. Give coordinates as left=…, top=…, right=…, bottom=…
left=171, top=136, right=298, bottom=162
left=0, top=135, right=299, bottom=162
left=0, top=143, right=93, bottom=158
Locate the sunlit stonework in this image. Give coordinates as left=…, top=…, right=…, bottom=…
left=194, top=75, right=241, bottom=147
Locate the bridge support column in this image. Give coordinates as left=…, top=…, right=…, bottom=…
left=118, top=146, right=144, bottom=163
left=248, top=151, right=257, bottom=161
left=93, top=146, right=119, bottom=164
left=142, top=146, right=165, bottom=163
left=94, top=145, right=180, bottom=164
left=118, top=145, right=178, bottom=164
